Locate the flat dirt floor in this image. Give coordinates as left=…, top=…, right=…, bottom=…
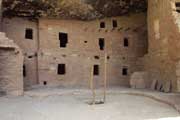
left=0, top=89, right=179, bottom=120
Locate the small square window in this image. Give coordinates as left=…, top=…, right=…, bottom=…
left=25, top=28, right=33, bottom=39
left=100, top=22, right=105, bottom=28
left=122, top=68, right=128, bottom=76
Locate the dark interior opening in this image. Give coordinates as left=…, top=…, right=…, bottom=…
left=43, top=81, right=47, bottom=85
left=99, top=38, right=105, bottom=50
left=25, top=28, right=33, bottom=39
left=100, top=22, right=105, bottom=28
left=122, top=68, right=128, bottom=76
left=176, top=2, right=180, bottom=7
left=113, top=20, right=118, bottom=28
left=28, top=55, right=33, bottom=59
left=59, top=32, right=68, bottom=47
left=94, top=65, right=99, bottom=75
left=23, top=65, right=26, bottom=77
left=94, top=56, right=100, bottom=59
left=176, top=2, right=180, bottom=13
left=58, top=64, right=66, bottom=75
left=124, top=37, right=129, bottom=47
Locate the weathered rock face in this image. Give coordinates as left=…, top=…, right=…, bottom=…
left=138, top=0, right=180, bottom=92
left=2, top=0, right=147, bottom=20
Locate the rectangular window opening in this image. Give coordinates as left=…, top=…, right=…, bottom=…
left=100, top=22, right=105, bottom=28
left=99, top=38, right=105, bottom=50
left=122, top=68, right=128, bottom=76
left=59, top=32, right=68, bottom=48
left=113, top=20, right=118, bottom=28
left=94, top=65, right=99, bottom=76
left=25, top=28, right=33, bottom=39
left=58, top=64, right=66, bottom=75
left=124, top=38, right=129, bottom=47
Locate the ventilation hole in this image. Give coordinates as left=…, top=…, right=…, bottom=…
left=28, top=56, right=33, bottom=58
left=62, top=54, right=66, bottom=57
left=94, top=56, right=100, bottom=59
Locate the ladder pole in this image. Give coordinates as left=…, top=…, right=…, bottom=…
left=103, top=53, right=107, bottom=103
left=90, top=66, right=95, bottom=104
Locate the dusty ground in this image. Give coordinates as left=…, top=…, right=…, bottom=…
left=0, top=88, right=179, bottom=120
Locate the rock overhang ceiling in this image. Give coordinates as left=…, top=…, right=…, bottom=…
left=2, top=0, right=147, bottom=20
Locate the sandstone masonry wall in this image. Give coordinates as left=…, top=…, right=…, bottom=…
left=38, top=13, right=147, bottom=88
left=0, top=33, right=23, bottom=95
left=2, top=18, right=39, bottom=88
left=2, top=13, right=147, bottom=89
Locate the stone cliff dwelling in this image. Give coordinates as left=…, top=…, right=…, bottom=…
left=1, top=0, right=180, bottom=119
left=2, top=14, right=147, bottom=89
left=0, top=0, right=180, bottom=95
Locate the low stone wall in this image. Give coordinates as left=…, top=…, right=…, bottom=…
left=0, top=32, right=24, bottom=96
